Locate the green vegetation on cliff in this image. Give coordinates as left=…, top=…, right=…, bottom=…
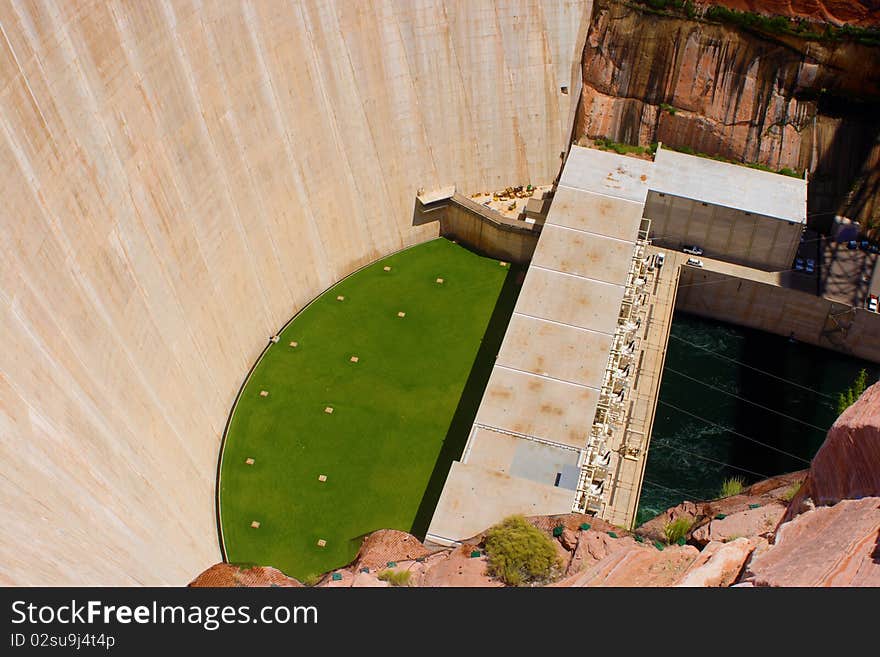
left=624, top=0, right=880, bottom=47
left=836, top=369, right=869, bottom=416
left=484, top=515, right=562, bottom=586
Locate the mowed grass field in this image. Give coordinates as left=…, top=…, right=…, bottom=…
left=219, top=238, right=514, bottom=579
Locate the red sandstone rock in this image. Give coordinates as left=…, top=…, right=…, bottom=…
left=354, top=529, right=430, bottom=570
left=785, top=382, right=880, bottom=521
left=692, top=502, right=787, bottom=545
left=188, top=563, right=302, bottom=587
left=560, top=528, right=579, bottom=551
left=676, top=538, right=755, bottom=587
left=565, top=543, right=700, bottom=587
left=420, top=547, right=501, bottom=588
left=745, top=497, right=880, bottom=586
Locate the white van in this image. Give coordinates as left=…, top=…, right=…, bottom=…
left=686, top=257, right=703, bottom=267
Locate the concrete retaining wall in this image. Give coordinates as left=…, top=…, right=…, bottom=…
left=676, top=267, right=880, bottom=364
left=435, top=194, right=541, bottom=263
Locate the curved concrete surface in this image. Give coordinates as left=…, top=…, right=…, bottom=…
left=0, top=1, right=590, bottom=584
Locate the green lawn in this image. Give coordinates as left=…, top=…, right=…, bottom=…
left=219, top=238, right=517, bottom=579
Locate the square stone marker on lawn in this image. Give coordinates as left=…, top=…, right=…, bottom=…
left=317, top=539, right=327, bottom=548
left=245, top=458, right=255, bottom=465
left=259, top=390, right=269, bottom=397
left=383, top=266, right=391, bottom=271
left=251, top=521, right=260, bottom=529
left=289, top=341, right=298, bottom=348
left=397, top=311, right=406, bottom=318
left=499, top=261, right=508, bottom=267
left=436, top=278, right=444, bottom=284
left=350, top=356, right=359, bottom=363
left=324, top=406, right=334, bottom=414
left=337, top=295, right=345, bottom=301
left=318, top=474, right=327, bottom=482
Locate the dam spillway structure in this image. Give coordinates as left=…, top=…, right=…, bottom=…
left=0, top=0, right=592, bottom=585
left=427, top=144, right=810, bottom=544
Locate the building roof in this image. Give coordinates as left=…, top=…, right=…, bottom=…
left=558, top=145, right=653, bottom=202
left=652, top=147, right=807, bottom=223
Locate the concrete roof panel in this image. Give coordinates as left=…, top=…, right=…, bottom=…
left=515, top=266, right=625, bottom=335
left=532, top=223, right=634, bottom=285
left=497, top=313, right=613, bottom=388
left=545, top=186, right=644, bottom=242
left=558, top=145, right=653, bottom=202
left=474, top=366, right=598, bottom=448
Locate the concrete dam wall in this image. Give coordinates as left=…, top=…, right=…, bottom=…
left=0, top=0, right=591, bottom=585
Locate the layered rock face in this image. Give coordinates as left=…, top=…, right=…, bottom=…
left=0, top=0, right=590, bottom=585
left=577, top=0, right=880, bottom=226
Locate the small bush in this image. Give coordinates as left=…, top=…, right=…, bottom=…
left=377, top=569, right=412, bottom=587
left=663, top=517, right=693, bottom=545
left=659, top=102, right=677, bottom=115
left=484, top=515, right=562, bottom=586
left=718, top=476, right=745, bottom=498
left=781, top=482, right=802, bottom=502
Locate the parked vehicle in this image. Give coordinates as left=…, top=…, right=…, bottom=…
left=870, top=244, right=879, bottom=255
left=795, top=257, right=805, bottom=271
left=847, top=240, right=858, bottom=250
left=869, top=295, right=879, bottom=313
left=656, top=252, right=666, bottom=268
left=805, top=258, right=815, bottom=274
left=683, top=245, right=703, bottom=256
left=686, top=257, right=703, bottom=268
left=860, top=240, right=871, bottom=251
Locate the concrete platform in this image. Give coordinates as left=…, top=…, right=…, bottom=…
left=426, top=462, right=576, bottom=545
left=464, top=427, right=580, bottom=487
left=475, top=367, right=599, bottom=449
left=516, top=267, right=625, bottom=335
left=496, top=314, right=613, bottom=388
left=532, top=223, right=635, bottom=285
left=545, top=186, right=645, bottom=242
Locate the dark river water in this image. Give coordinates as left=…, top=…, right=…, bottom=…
left=636, top=311, right=880, bottom=525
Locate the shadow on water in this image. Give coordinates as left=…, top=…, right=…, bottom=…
left=409, top=259, right=524, bottom=540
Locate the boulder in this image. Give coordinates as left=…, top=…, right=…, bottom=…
left=188, top=563, right=302, bottom=587
left=676, top=538, right=755, bottom=587
left=354, top=529, right=430, bottom=570
left=559, top=528, right=579, bottom=551
left=692, top=502, right=787, bottom=545
left=784, top=382, right=880, bottom=523
left=745, top=497, right=880, bottom=586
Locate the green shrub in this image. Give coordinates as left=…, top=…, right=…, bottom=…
left=781, top=482, right=802, bottom=502
left=484, top=515, right=562, bottom=586
left=836, top=369, right=868, bottom=416
left=662, top=517, right=694, bottom=545
left=659, top=102, right=677, bottom=115
left=377, top=569, right=412, bottom=587
left=718, top=476, right=745, bottom=498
